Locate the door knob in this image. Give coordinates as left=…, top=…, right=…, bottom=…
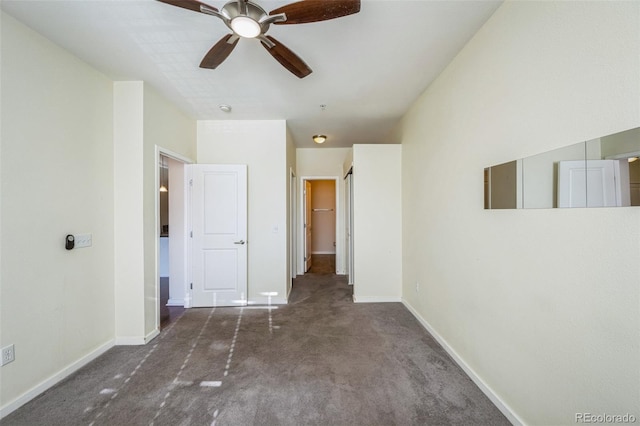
left=234, top=240, right=246, bottom=245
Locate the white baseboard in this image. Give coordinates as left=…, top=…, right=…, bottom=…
left=248, top=296, right=288, bottom=306
left=401, top=299, right=523, bottom=426
left=311, top=251, right=336, bottom=255
left=166, top=298, right=184, bottom=307
left=115, top=329, right=159, bottom=346
left=353, top=295, right=402, bottom=303
left=114, top=336, right=145, bottom=345
left=0, top=339, right=114, bottom=420
left=145, top=329, right=160, bottom=343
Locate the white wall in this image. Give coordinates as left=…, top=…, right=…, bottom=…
left=197, top=120, right=289, bottom=304
left=1, top=12, right=115, bottom=415
left=352, top=145, right=402, bottom=303
left=296, top=148, right=351, bottom=275
left=400, top=2, right=640, bottom=424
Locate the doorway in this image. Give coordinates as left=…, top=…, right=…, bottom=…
left=156, top=148, right=191, bottom=330
left=300, top=178, right=338, bottom=275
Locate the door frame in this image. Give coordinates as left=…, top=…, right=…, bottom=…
left=154, top=146, right=193, bottom=330
left=344, top=167, right=354, bottom=285
left=298, top=176, right=341, bottom=275
left=290, top=168, right=297, bottom=281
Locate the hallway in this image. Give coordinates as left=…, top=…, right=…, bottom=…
left=2, top=273, right=507, bottom=425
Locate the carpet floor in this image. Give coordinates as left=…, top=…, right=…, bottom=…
left=1, top=273, right=509, bottom=426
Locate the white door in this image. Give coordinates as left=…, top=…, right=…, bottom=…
left=305, top=180, right=313, bottom=272
left=345, top=172, right=354, bottom=285
left=558, top=160, right=623, bottom=208
left=191, top=164, right=247, bottom=307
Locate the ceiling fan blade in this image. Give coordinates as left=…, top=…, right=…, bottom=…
left=269, top=0, right=360, bottom=25
left=200, top=34, right=239, bottom=69
left=260, top=36, right=312, bottom=79
left=157, top=0, right=218, bottom=14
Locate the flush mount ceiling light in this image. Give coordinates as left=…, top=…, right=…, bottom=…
left=219, top=104, right=232, bottom=113
left=230, top=16, right=261, bottom=38
left=313, top=135, right=327, bottom=144
left=628, top=157, right=639, bottom=163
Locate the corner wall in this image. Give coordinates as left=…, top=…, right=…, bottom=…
left=142, top=85, right=196, bottom=336
left=1, top=12, right=115, bottom=414
left=114, top=82, right=196, bottom=343
left=352, top=145, right=402, bottom=303
left=400, top=2, right=640, bottom=424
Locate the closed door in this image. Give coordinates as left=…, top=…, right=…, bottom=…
left=305, top=180, right=312, bottom=272
left=191, top=164, right=247, bottom=307
left=558, top=160, right=623, bottom=207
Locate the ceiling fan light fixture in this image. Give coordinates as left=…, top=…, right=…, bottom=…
left=313, top=134, right=327, bottom=144
left=231, top=16, right=261, bottom=38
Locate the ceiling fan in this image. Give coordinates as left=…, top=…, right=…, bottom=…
left=157, top=0, right=361, bottom=78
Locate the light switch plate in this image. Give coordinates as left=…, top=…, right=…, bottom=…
left=74, top=233, right=92, bottom=248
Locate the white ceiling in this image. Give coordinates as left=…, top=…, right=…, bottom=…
left=1, top=0, right=502, bottom=148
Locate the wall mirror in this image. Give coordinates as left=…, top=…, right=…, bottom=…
left=484, top=127, right=640, bottom=209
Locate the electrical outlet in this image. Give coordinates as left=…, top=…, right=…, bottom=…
left=74, top=233, right=92, bottom=248
left=1, top=344, right=15, bottom=366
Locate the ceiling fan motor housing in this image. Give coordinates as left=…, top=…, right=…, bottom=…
left=221, top=1, right=271, bottom=36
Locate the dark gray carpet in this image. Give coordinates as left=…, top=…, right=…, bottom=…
left=1, top=274, right=509, bottom=426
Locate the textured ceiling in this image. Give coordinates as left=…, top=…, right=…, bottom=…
left=1, top=0, right=502, bottom=147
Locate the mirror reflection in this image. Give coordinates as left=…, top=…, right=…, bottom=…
left=484, top=127, right=640, bottom=209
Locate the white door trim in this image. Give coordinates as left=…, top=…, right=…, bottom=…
left=298, top=176, right=342, bottom=275
left=154, top=146, right=193, bottom=331
left=289, top=167, right=297, bottom=282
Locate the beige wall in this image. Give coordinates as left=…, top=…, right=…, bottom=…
left=400, top=2, right=640, bottom=424
left=296, top=148, right=351, bottom=275
left=197, top=120, right=289, bottom=304
left=352, top=145, right=402, bottom=303
left=113, top=82, right=196, bottom=343
left=142, top=85, right=196, bottom=336
left=113, top=82, right=146, bottom=343
left=1, top=12, right=115, bottom=414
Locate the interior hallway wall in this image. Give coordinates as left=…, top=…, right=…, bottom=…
left=1, top=12, right=115, bottom=415
left=400, top=2, right=640, bottom=424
